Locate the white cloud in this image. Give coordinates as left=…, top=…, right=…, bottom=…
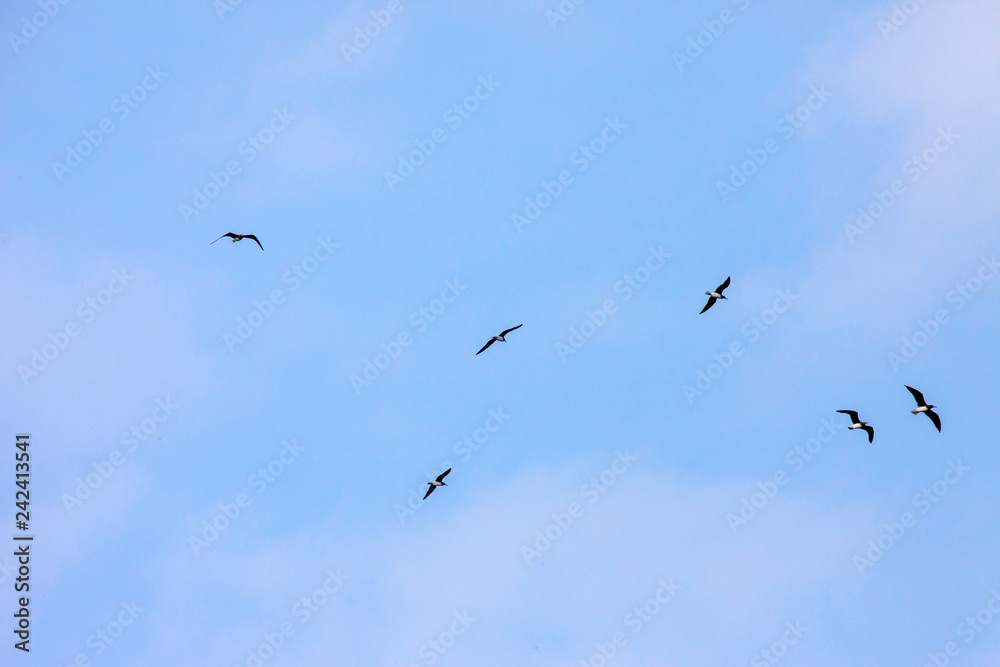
left=139, top=458, right=868, bottom=665
left=789, top=1, right=1000, bottom=334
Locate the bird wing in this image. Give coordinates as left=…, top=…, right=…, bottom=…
left=925, top=409, right=942, bottom=432
left=476, top=338, right=496, bottom=355
left=905, top=385, right=926, bottom=406
left=699, top=297, right=717, bottom=314
left=716, top=276, right=731, bottom=294
left=245, top=234, right=263, bottom=251
left=422, top=484, right=436, bottom=500
left=211, top=233, right=236, bottom=244
left=862, top=425, right=874, bottom=443
left=500, top=324, right=523, bottom=337
left=437, top=468, right=452, bottom=483
left=837, top=410, right=860, bottom=423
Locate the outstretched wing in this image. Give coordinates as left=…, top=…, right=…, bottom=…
left=699, top=297, right=717, bottom=314
left=862, top=425, right=875, bottom=443
left=837, top=410, right=860, bottom=423
left=211, top=232, right=236, bottom=244
left=422, top=484, right=436, bottom=500
left=437, top=468, right=452, bottom=483
left=500, top=324, right=523, bottom=337
left=925, top=409, right=942, bottom=432
left=716, top=276, right=731, bottom=295
left=245, top=234, right=264, bottom=251
left=476, top=338, right=496, bottom=355
left=905, top=385, right=927, bottom=406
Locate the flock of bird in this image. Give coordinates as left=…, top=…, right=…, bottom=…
left=838, top=385, right=942, bottom=443
left=213, top=233, right=943, bottom=500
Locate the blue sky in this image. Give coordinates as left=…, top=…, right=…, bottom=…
left=2, top=1, right=1000, bottom=665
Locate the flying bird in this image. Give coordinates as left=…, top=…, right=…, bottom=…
left=422, top=468, right=451, bottom=500
left=837, top=410, right=874, bottom=443
left=211, top=232, right=263, bottom=251
left=905, top=385, right=941, bottom=432
left=476, top=324, right=523, bottom=355
left=700, top=277, right=731, bottom=314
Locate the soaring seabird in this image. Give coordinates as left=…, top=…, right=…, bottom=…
left=211, top=232, right=263, bottom=251
left=905, top=386, right=941, bottom=432
left=837, top=410, right=874, bottom=443
left=700, top=277, right=731, bottom=314
left=476, top=324, right=522, bottom=355
left=422, top=468, right=451, bottom=500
